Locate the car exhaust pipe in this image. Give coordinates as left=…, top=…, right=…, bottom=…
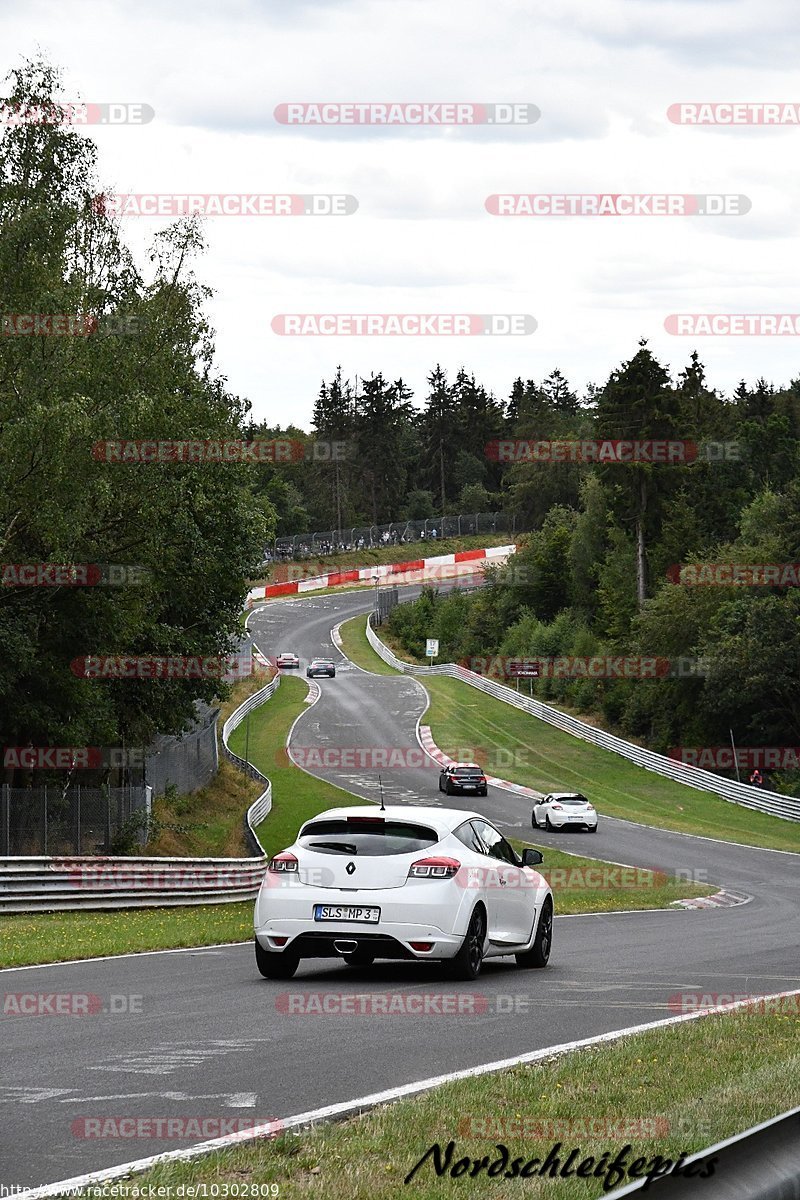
left=333, top=939, right=359, bottom=955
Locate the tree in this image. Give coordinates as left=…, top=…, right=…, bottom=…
left=593, top=341, right=678, bottom=608
left=420, top=365, right=456, bottom=515
left=0, top=59, right=275, bottom=766
left=354, top=373, right=415, bottom=522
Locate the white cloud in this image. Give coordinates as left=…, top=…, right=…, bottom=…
left=2, top=0, right=800, bottom=423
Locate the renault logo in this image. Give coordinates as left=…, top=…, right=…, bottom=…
left=345, top=862, right=356, bottom=875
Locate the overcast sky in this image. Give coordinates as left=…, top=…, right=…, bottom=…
left=3, top=0, right=800, bottom=426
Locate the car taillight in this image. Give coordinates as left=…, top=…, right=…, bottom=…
left=409, top=856, right=461, bottom=879
left=551, top=804, right=563, bottom=810
left=268, top=852, right=298, bottom=873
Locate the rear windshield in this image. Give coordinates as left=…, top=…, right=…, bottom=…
left=454, top=766, right=482, bottom=776
left=559, top=796, right=588, bottom=806
left=298, top=818, right=438, bottom=856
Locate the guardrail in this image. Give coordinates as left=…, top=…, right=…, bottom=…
left=365, top=618, right=800, bottom=824
left=247, top=543, right=515, bottom=605
left=0, top=678, right=281, bottom=913
left=605, top=1104, right=800, bottom=1197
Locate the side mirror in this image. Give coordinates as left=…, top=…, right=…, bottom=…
left=522, top=848, right=543, bottom=866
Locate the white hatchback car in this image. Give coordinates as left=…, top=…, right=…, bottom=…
left=532, top=792, right=598, bottom=832
left=254, top=805, right=553, bottom=980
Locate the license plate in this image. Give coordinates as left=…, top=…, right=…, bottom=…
left=462, top=784, right=476, bottom=790
left=569, top=815, right=584, bottom=821
left=314, top=905, right=380, bottom=923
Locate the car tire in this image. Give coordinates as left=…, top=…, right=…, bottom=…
left=255, top=939, right=299, bottom=980
left=447, top=906, right=486, bottom=981
left=445, top=780, right=454, bottom=796
left=515, top=897, right=553, bottom=969
left=343, top=951, right=374, bottom=967
left=545, top=815, right=554, bottom=831
left=479, top=788, right=487, bottom=797
left=531, top=812, right=539, bottom=829
left=589, top=824, right=598, bottom=833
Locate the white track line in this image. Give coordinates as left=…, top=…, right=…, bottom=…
left=16, top=987, right=800, bottom=1199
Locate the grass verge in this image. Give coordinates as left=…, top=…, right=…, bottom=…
left=509, top=839, right=716, bottom=912
left=0, top=676, right=354, bottom=969
left=336, top=613, right=398, bottom=675
left=67, top=1003, right=800, bottom=1198
left=226, top=675, right=356, bottom=859
left=0, top=903, right=254, bottom=969
left=0, top=674, right=717, bottom=969
left=143, top=674, right=272, bottom=858
left=421, top=677, right=800, bottom=853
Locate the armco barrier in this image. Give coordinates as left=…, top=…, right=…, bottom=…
left=246, top=544, right=515, bottom=605
left=0, top=677, right=281, bottom=913
left=365, top=618, right=800, bottom=824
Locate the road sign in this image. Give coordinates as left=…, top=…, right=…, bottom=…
left=506, top=658, right=540, bottom=678
left=426, top=638, right=439, bottom=659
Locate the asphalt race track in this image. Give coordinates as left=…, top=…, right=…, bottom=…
left=2, top=588, right=798, bottom=1189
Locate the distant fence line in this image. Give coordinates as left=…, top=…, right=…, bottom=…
left=0, top=784, right=151, bottom=857
left=271, top=511, right=518, bottom=559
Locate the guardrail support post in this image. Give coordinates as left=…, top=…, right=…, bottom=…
left=73, top=784, right=81, bottom=856
left=1, top=785, right=8, bottom=856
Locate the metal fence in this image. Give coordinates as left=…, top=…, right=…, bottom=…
left=365, top=617, right=800, bottom=824
left=374, top=585, right=399, bottom=625
left=270, top=511, right=517, bottom=560
left=145, top=701, right=221, bottom=797
left=0, top=784, right=151, bottom=857
left=0, top=678, right=280, bottom=912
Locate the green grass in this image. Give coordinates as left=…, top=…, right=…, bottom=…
left=0, top=903, right=254, bottom=969
left=64, top=1003, right=800, bottom=1199
left=509, top=839, right=716, bottom=911
left=0, top=678, right=355, bottom=970
left=421, top=677, right=800, bottom=852
left=336, top=613, right=398, bottom=675
left=227, top=675, right=357, bottom=859
left=0, top=673, right=720, bottom=970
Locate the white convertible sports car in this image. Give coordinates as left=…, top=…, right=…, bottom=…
left=254, top=805, right=553, bottom=980
left=532, top=792, right=598, bottom=832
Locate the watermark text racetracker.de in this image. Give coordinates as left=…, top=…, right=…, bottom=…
left=69, top=864, right=249, bottom=890
left=486, top=438, right=741, bottom=463
left=667, top=562, right=800, bottom=586
left=274, top=101, right=540, bottom=125
left=668, top=102, right=800, bottom=125
left=670, top=746, right=800, bottom=772
left=91, top=439, right=347, bottom=463
left=2, top=745, right=147, bottom=770
left=460, top=654, right=710, bottom=679
left=92, top=193, right=357, bottom=217
left=0, top=101, right=154, bottom=125
left=69, top=654, right=252, bottom=680
left=1, top=313, right=143, bottom=336
left=1, top=563, right=147, bottom=587
left=72, top=1116, right=283, bottom=1140
left=668, top=992, right=800, bottom=1015
left=665, top=314, right=800, bottom=336
left=271, top=314, right=536, bottom=336
left=3, top=992, right=142, bottom=1016
left=486, top=193, right=750, bottom=216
